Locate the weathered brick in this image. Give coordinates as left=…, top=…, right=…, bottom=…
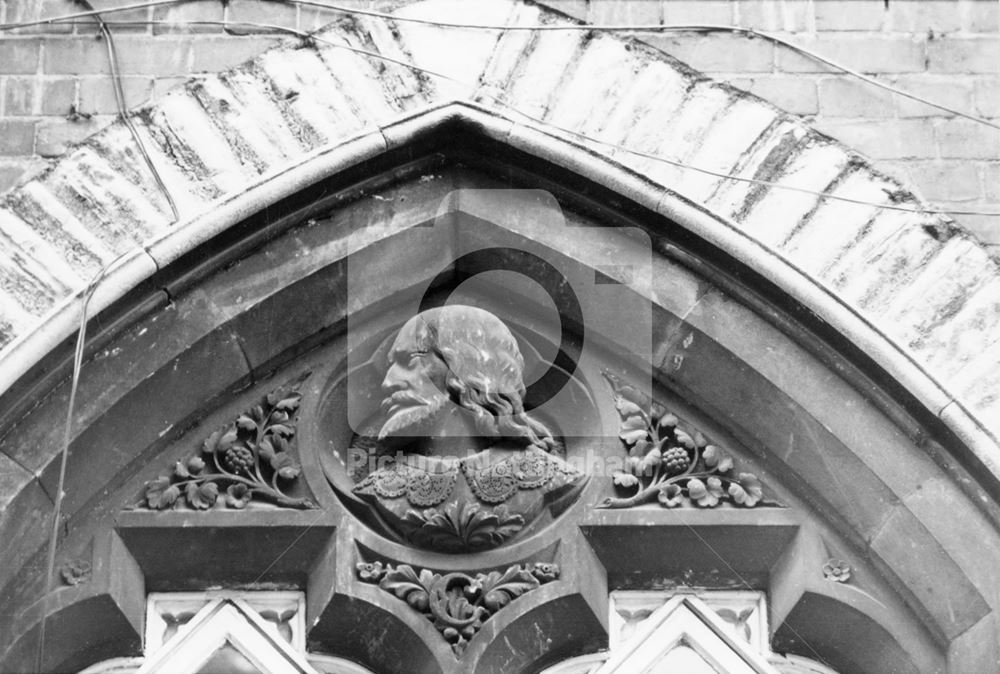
left=0, top=157, right=44, bottom=193
left=0, top=39, right=42, bottom=74
left=724, top=74, right=819, bottom=115
left=927, top=37, right=1000, bottom=75
left=960, top=0, right=1000, bottom=33
left=814, top=0, right=885, bottom=30
left=152, top=0, right=225, bottom=35
left=3, top=0, right=73, bottom=34
left=2, top=77, right=36, bottom=115
left=818, top=76, right=894, bottom=117
left=884, top=1, right=962, bottom=34
left=34, top=116, right=111, bottom=157
left=535, top=0, right=587, bottom=22
left=891, top=75, right=974, bottom=118
left=299, top=0, right=374, bottom=33
left=40, top=78, right=77, bottom=116
left=83, top=0, right=152, bottom=32
left=947, top=207, right=1000, bottom=244
left=660, top=1, right=731, bottom=25
left=937, top=119, right=1000, bottom=159
left=589, top=0, right=660, bottom=25
left=735, top=0, right=812, bottom=32
left=189, top=36, right=280, bottom=72
left=886, top=160, right=982, bottom=202
left=776, top=35, right=926, bottom=74
left=0, top=119, right=36, bottom=155
left=974, top=77, right=1000, bottom=117
left=112, top=37, right=194, bottom=76
left=42, top=37, right=113, bottom=74
left=646, top=34, right=773, bottom=72
left=812, top=118, right=937, bottom=159
left=78, top=75, right=151, bottom=114
left=983, top=163, right=1000, bottom=202
left=226, top=0, right=298, bottom=32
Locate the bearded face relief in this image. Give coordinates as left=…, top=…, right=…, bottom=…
left=352, top=305, right=586, bottom=553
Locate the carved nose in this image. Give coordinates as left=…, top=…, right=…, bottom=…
left=381, top=363, right=404, bottom=392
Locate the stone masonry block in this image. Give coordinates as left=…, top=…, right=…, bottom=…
left=985, top=163, right=1000, bottom=202
left=0, top=119, right=36, bottom=154
left=111, top=37, right=195, bottom=76
left=189, top=36, right=281, bottom=73
left=0, top=39, right=42, bottom=74
left=226, top=0, right=298, bottom=32
left=884, top=1, right=962, bottom=33
left=891, top=76, right=974, bottom=118
left=927, top=37, right=1000, bottom=75
left=776, top=36, right=926, bottom=74
left=812, top=118, right=937, bottom=159
left=735, top=0, right=811, bottom=32
left=40, top=78, right=77, bottom=116
left=818, top=76, right=894, bottom=117
left=588, top=0, right=661, bottom=25
left=814, top=0, right=885, bottom=30
left=660, top=1, right=732, bottom=25
left=43, top=36, right=113, bottom=74
left=936, top=118, right=1000, bottom=159
left=888, top=160, right=982, bottom=202
left=80, top=0, right=151, bottom=32
left=2, top=77, right=36, bottom=115
left=152, top=0, right=225, bottom=34
left=975, top=77, right=1000, bottom=117
left=78, top=75, right=152, bottom=114
left=646, top=34, right=773, bottom=73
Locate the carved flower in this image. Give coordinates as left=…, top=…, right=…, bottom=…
left=530, top=563, right=560, bottom=583
left=225, top=483, right=251, bottom=509
left=822, top=558, right=851, bottom=583
left=356, top=561, right=386, bottom=583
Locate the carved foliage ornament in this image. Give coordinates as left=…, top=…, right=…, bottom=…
left=600, top=373, right=769, bottom=509
left=356, top=560, right=559, bottom=656
left=142, top=387, right=314, bottom=510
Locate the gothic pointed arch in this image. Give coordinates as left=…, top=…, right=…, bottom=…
left=0, top=1, right=998, bottom=672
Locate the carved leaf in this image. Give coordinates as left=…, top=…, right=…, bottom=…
left=612, top=471, right=640, bottom=488
left=236, top=415, right=256, bottom=431
left=173, top=460, right=190, bottom=479
left=186, top=481, right=219, bottom=510
left=382, top=565, right=431, bottom=611
left=736, top=473, right=763, bottom=507
left=478, top=566, right=540, bottom=612
left=145, top=477, right=179, bottom=509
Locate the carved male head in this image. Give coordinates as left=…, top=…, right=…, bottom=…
left=378, top=305, right=554, bottom=452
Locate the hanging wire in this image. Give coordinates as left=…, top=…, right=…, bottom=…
left=33, top=252, right=133, bottom=674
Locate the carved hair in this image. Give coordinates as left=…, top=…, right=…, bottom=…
left=409, top=306, right=557, bottom=452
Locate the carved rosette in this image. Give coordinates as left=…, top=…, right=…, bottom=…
left=600, top=372, right=774, bottom=509
left=356, top=560, right=560, bottom=655
left=140, top=386, right=314, bottom=510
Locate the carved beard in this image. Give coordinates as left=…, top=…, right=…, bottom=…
left=377, top=393, right=448, bottom=446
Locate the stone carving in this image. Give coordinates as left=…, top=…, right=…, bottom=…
left=823, top=558, right=852, bottom=583
left=356, top=560, right=559, bottom=655
left=142, top=387, right=314, bottom=510
left=599, top=373, right=768, bottom=509
left=351, top=306, right=584, bottom=551
left=59, top=559, right=92, bottom=586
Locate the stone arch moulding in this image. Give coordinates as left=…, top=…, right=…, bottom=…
left=0, top=1, right=998, bottom=673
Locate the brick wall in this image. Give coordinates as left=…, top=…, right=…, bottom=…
left=0, top=0, right=997, bottom=246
